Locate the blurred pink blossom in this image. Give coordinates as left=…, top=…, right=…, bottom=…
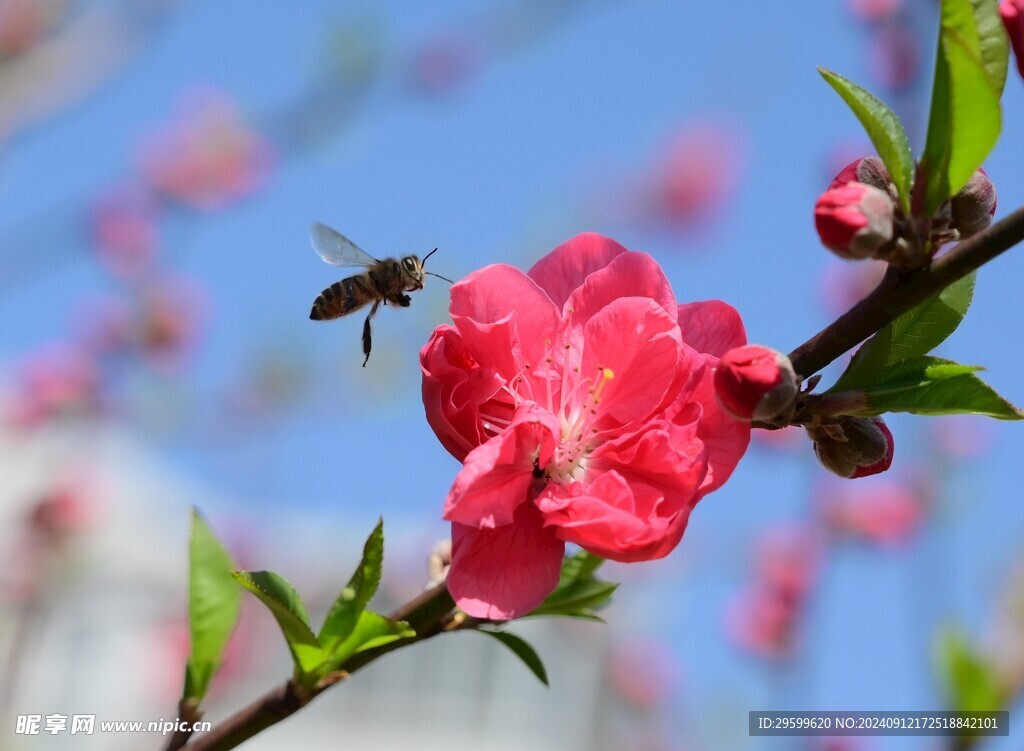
left=868, top=23, right=921, bottom=90
left=5, top=342, right=101, bottom=427
left=817, top=479, right=925, bottom=547
left=646, top=123, right=743, bottom=228
left=134, top=276, right=208, bottom=371
left=725, top=584, right=800, bottom=660
left=71, top=295, right=134, bottom=355
left=27, top=474, right=99, bottom=545
left=0, top=0, right=52, bottom=58
left=89, top=183, right=161, bottom=279
left=755, top=524, right=824, bottom=604
left=606, top=637, right=679, bottom=709
left=726, top=524, right=823, bottom=660
left=408, top=35, right=483, bottom=95
left=845, top=0, right=903, bottom=23
left=138, top=89, right=275, bottom=211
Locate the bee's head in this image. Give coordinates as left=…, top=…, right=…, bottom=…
left=400, top=255, right=426, bottom=290
left=400, top=248, right=452, bottom=291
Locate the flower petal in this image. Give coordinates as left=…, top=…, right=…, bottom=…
left=420, top=325, right=505, bottom=462
left=444, top=403, right=560, bottom=528
left=447, top=501, right=565, bottom=620
left=527, top=232, right=628, bottom=309
left=450, top=263, right=560, bottom=381
left=540, top=470, right=693, bottom=563
left=676, top=300, right=747, bottom=357
left=558, top=253, right=678, bottom=374
left=576, top=297, right=682, bottom=427
left=541, top=423, right=707, bottom=562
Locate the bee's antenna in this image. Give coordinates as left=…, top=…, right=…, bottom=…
left=422, top=247, right=439, bottom=264
left=426, top=271, right=455, bottom=284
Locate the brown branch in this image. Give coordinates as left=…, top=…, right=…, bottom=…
left=788, top=205, right=1024, bottom=378
left=173, top=582, right=455, bottom=751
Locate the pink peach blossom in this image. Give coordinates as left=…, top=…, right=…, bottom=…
left=649, top=123, right=743, bottom=227
left=138, top=89, right=275, bottom=211
left=5, top=342, right=101, bottom=427
left=0, top=0, right=50, bottom=58
left=89, top=183, right=160, bottom=279
left=868, top=23, right=920, bottom=90
left=754, top=524, right=824, bottom=604
left=133, top=276, right=208, bottom=371
left=726, top=524, right=822, bottom=660
left=606, top=637, right=678, bottom=708
left=818, top=479, right=925, bottom=547
left=725, top=584, right=800, bottom=660
left=845, top=0, right=902, bottom=23
left=421, top=234, right=750, bottom=618
left=408, top=35, right=483, bottom=96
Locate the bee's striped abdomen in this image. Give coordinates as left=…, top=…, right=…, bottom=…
left=309, top=276, right=374, bottom=320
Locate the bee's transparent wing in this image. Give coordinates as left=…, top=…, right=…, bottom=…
left=310, top=222, right=378, bottom=267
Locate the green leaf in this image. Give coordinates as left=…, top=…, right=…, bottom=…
left=528, top=551, right=618, bottom=619
left=969, top=0, right=1010, bottom=95
left=328, top=610, right=415, bottom=667
left=831, top=273, right=975, bottom=392
left=942, top=31, right=1001, bottom=196
left=921, top=0, right=1002, bottom=213
left=846, top=356, right=1023, bottom=419
left=183, top=509, right=243, bottom=703
left=530, top=579, right=619, bottom=618
left=233, top=570, right=325, bottom=678
left=319, top=518, right=385, bottom=653
left=936, top=629, right=1007, bottom=712
left=479, top=629, right=549, bottom=686
left=557, top=549, right=605, bottom=585
left=818, top=68, right=914, bottom=212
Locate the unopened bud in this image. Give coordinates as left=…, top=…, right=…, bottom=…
left=808, top=416, right=894, bottom=478
left=815, top=182, right=896, bottom=259
left=714, top=345, right=799, bottom=422
left=828, top=156, right=893, bottom=193
left=950, top=168, right=997, bottom=240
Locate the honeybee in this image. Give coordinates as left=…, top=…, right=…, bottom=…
left=308, top=222, right=452, bottom=366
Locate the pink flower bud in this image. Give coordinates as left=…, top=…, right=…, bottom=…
left=714, top=345, right=799, bottom=422
left=815, top=182, right=895, bottom=259
left=950, top=168, right=997, bottom=239
left=1001, top=0, right=1024, bottom=80
left=808, top=416, right=894, bottom=478
left=828, top=156, right=892, bottom=192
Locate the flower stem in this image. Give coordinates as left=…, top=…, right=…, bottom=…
left=172, top=582, right=455, bottom=751
left=788, top=205, right=1024, bottom=378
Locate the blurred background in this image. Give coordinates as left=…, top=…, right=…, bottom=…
left=1, top=0, right=1023, bottom=749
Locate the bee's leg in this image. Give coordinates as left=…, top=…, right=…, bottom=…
left=362, top=300, right=381, bottom=367
left=390, top=293, right=412, bottom=308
